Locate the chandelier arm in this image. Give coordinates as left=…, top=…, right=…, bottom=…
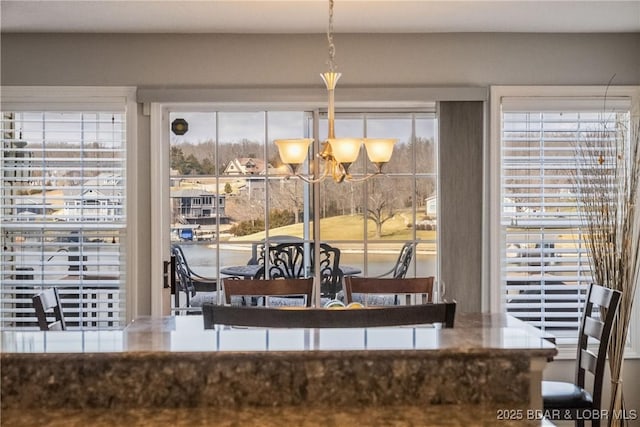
left=344, top=172, right=385, bottom=183
left=291, top=161, right=331, bottom=184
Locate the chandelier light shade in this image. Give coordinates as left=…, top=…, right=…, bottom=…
left=364, top=138, right=397, bottom=171
left=274, top=138, right=313, bottom=174
left=274, top=0, right=396, bottom=183
left=327, top=138, right=362, bottom=164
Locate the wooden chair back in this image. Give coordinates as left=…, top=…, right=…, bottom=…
left=223, top=278, right=314, bottom=307
left=203, top=302, right=456, bottom=329
left=542, top=283, right=621, bottom=425
left=344, top=276, right=435, bottom=305
left=32, top=288, right=66, bottom=331
left=575, top=283, right=621, bottom=410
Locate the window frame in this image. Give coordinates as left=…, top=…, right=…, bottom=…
left=150, top=101, right=439, bottom=312
left=1, top=86, right=139, bottom=325
left=488, top=85, right=640, bottom=358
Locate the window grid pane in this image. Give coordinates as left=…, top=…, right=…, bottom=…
left=1, top=111, right=127, bottom=330
left=168, top=110, right=438, bottom=308
left=501, top=108, right=629, bottom=343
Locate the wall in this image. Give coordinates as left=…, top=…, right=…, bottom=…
left=2, top=33, right=639, bottom=86
left=439, top=101, right=483, bottom=313
left=2, top=32, right=639, bottom=418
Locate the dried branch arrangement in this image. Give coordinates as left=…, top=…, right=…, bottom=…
left=574, top=114, right=639, bottom=426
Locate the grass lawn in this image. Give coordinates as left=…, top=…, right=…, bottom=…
left=230, top=212, right=436, bottom=242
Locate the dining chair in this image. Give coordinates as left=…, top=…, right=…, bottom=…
left=253, top=242, right=343, bottom=299
left=172, top=244, right=218, bottom=313
left=316, top=243, right=343, bottom=299
left=32, top=288, right=66, bottom=331
left=202, top=301, right=456, bottom=329
left=343, top=276, right=435, bottom=306
left=541, top=283, right=621, bottom=427
left=247, top=236, right=304, bottom=265
left=223, top=277, right=314, bottom=307
left=254, top=242, right=307, bottom=280
left=376, top=242, right=415, bottom=279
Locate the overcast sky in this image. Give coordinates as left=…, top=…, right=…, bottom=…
left=169, top=111, right=435, bottom=146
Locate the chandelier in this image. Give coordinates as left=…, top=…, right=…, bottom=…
left=274, top=0, right=397, bottom=183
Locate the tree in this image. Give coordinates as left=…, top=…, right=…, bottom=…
left=224, top=182, right=233, bottom=194
left=366, top=178, right=401, bottom=238
left=268, top=179, right=305, bottom=223
left=170, top=146, right=186, bottom=172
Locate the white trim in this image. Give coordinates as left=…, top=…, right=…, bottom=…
left=150, top=103, right=171, bottom=317
left=150, top=100, right=440, bottom=315
left=124, top=89, right=139, bottom=324
left=1, top=86, right=134, bottom=110
left=481, top=99, right=491, bottom=312
left=488, top=84, right=640, bottom=357
left=137, top=86, right=487, bottom=104
left=1, top=85, right=139, bottom=326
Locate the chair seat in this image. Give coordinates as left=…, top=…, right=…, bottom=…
left=191, top=293, right=311, bottom=308
left=542, top=380, right=593, bottom=409
left=264, top=296, right=310, bottom=307
left=337, top=289, right=397, bottom=306
left=190, top=292, right=245, bottom=307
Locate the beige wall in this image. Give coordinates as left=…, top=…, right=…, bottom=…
left=2, top=33, right=639, bottom=417
left=2, top=33, right=639, bottom=86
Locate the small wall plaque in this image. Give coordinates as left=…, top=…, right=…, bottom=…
left=171, top=118, right=189, bottom=136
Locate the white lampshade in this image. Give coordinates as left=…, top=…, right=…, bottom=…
left=327, top=138, right=363, bottom=164
left=274, top=139, right=313, bottom=165
left=363, top=138, right=397, bottom=163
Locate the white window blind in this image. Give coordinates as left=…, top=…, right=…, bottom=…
left=500, top=97, right=631, bottom=344
left=1, top=110, right=127, bottom=330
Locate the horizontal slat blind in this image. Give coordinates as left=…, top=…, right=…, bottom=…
left=500, top=100, right=631, bottom=343
left=1, top=111, right=126, bottom=330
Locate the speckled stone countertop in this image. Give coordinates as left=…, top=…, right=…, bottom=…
left=1, top=313, right=556, bottom=426
left=1, top=405, right=556, bottom=427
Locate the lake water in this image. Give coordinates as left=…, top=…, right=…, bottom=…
left=178, top=242, right=438, bottom=279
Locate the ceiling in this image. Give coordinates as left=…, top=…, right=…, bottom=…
left=1, top=0, right=639, bottom=34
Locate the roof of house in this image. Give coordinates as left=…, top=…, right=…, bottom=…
left=223, top=157, right=272, bottom=176
left=171, top=188, right=220, bottom=198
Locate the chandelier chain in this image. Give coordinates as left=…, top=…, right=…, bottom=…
left=327, top=0, right=336, bottom=72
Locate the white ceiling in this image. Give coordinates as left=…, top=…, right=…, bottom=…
left=1, top=0, right=639, bottom=34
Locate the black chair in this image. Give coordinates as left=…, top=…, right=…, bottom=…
left=316, top=243, right=343, bottom=299
left=541, top=283, right=621, bottom=427
left=344, top=276, right=435, bottom=306
left=223, top=277, right=313, bottom=307
left=32, top=288, right=66, bottom=331
left=203, top=302, right=456, bottom=329
left=254, top=242, right=343, bottom=299
left=247, top=236, right=303, bottom=265
left=376, top=242, right=415, bottom=279
left=172, top=244, right=218, bottom=312
left=255, top=241, right=307, bottom=280
left=342, top=242, right=415, bottom=305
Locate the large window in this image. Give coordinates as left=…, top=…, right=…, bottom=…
left=1, top=88, right=133, bottom=330
left=491, top=86, right=638, bottom=346
left=166, top=107, right=438, bottom=306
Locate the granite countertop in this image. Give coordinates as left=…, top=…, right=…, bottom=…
left=1, top=405, right=555, bottom=427
left=1, top=312, right=557, bottom=424
left=1, top=312, right=557, bottom=357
